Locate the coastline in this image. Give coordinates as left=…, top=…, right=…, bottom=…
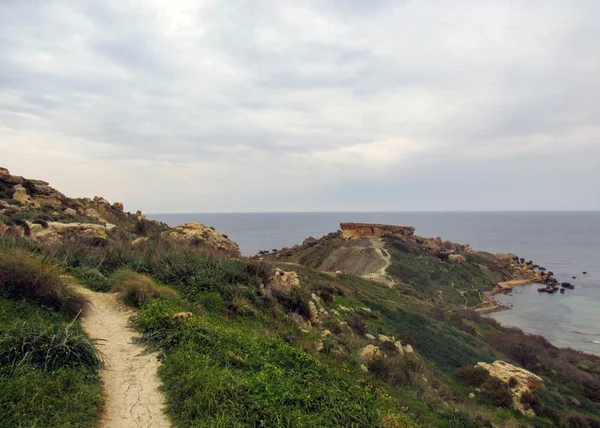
left=474, top=280, right=535, bottom=314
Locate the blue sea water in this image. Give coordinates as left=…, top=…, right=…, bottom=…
left=149, top=211, right=600, bottom=355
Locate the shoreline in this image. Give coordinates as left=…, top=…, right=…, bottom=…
left=473, top=280, right=536, bottom=314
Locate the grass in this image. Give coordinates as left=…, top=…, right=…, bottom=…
left=0, top=298, right=103, bottom=427
left=108, top=269, right=179, bottom=308
left=0, top=248, right=88, bottom=316
left=135, top=299, right=418, bottom=427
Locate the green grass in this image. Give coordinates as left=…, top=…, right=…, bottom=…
left=0, top=299, right=103, bottom=427
left=135, top=299, right=418, bottom=427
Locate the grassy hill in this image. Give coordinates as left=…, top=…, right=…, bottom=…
left=1, top=169, right=600, bottom=427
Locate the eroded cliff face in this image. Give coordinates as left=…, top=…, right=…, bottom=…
left=340, top=223, right=415, bottom=240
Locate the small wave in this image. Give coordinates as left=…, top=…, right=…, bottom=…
left=593, top=341, right=600, bottom=345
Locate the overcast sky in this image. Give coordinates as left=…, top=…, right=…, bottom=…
left=1, top=0, right=599, bottom=213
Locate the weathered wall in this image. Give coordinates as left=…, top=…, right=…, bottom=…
left=340, top=223, right=415, bottom=240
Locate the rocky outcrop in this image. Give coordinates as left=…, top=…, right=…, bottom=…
left=28, top=221, right=108, bottom=244
left=269, top=268, right=301, bottom=292
left=169, top=222, right=241, bottom=257
left=340, top=223, right=415, bottom=240
left=477, top=360, right=544, bottom=415
left=358, top=345, right=383, bottom=363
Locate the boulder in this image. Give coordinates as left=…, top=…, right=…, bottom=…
left=172, top=312, right=193, bottom=320
left=308, top=301, right=319, bottom=322
left=12, top=184, right=32, bottom=205
left=170, top=222, right=241, bottom=257
left=358, top=345, right=383, bottom=363
left=93, top=196, right=110, bottom=205
left=476, top=360, right=544, bottom=414
left=403, top=344, right=414, bottom=354
left=269, top=268, right=300, bottom=292
left=112, top=202, right=124, bottom=212
left=365, top=334, right=376, bottom=340
left=449, top=254, right=466, bottom=264
left=64, top=207, right=77, bottom=216
left=84, top=208, right=107, bottom=224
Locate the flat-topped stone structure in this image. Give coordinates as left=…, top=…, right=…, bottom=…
left=340, top=223, right=415, bottom=240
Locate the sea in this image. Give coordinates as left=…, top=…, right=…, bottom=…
left=149, top=211, right=600, bottom=356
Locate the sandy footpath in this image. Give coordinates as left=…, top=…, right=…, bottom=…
left=78, top=287, right=170, bottom=428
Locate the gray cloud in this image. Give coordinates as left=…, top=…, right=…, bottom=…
left=1, top=0, right=599, bottom=212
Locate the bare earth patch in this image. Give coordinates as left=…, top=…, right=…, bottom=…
left=78, top=287, right=170, bottom=428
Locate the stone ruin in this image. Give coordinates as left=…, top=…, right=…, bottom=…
left=340, top=222, right=415, bottom=240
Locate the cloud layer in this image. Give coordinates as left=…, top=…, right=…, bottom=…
left=1, top=0, right=599, bottom=212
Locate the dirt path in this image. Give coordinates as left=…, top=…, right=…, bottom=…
left=361, top=240, right=396, bottom=287
left=78, top=288, right=170, bottom=428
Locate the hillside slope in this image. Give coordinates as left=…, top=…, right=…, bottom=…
left=2, top=171, right=600, bottom=427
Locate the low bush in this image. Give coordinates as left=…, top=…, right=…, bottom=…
left=0, top=320, right=103, bottom=374
left=455, top=365, right=491, bottom=387
left=347, top=315, right=367, bottom=335
left=0, top=249, right=87, bottom=315
left=481, top=377, right=513, bottom=408
left=108, top=269, right=179, bottom=308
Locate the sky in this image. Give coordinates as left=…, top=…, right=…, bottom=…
left=1, top=0, right=599, bottom=213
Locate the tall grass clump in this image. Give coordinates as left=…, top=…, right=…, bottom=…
left=0, top=319, right=103, bottom=375
left=0, top=248, right=87, bottom=315
left=108, top=269, right=179, bottom=308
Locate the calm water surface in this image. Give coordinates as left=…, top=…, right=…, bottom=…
left=149, top=211, right=600, bottom=355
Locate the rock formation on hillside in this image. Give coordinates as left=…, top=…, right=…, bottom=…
left=0, top=167, right=241, bottom=255
left=340, top=223, right=415, bottom=239
left=169, top=222, right=241, bottom=257
left=477, top=360, right=544, bottom=415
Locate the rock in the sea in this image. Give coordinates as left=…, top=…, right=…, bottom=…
left=169, top=222, right=241, bottom=257
left=561, top=282, right=575, bottom=290
left=476, top=360, right=544, bottom=414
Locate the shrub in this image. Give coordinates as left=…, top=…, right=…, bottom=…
left=397, top=330, right=417, bottom=347
left=196, top=291, right=225, bottom=312
left=480, top=377, right=513, bottom=408
left=108, top=269, right=179, bottom=308
left=508, top=376, right=518, bottom=388
left=0, top=249, right=87, bottom=315
left=455, top=366, right=490, bottom=387
left=0, top=320, right=103, bottom=374
left=347, top=315, right=367, bottom=335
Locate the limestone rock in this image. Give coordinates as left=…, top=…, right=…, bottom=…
left=170, top=222, right=241, bottom=257
left=308, top=301, right=319, bottom=322
left=340, top=223, right=415, bottom=240
left=476, top=360, right=544, bottom=414
left=403, top=344, right=414, bottom=354
left=311, top=293, right=321, bottom=304
left=449, top=254, right=466, bottom=264
left=64, top=207, right=77, bottom=216
left=29, top=221, right=108, bottom=244
left=394, top=341, right=404, bottom=354
left=84, top=208, right=107, bottom=224
left=365, top=334, right=376, bottom=340
left=358, top=345, right=383, bottom=363
left=93, top=196, right=110, bottom=205
left=378, top=334, right=392, bottom=343
left=269, top=268, right=300, bottom=292
left=316, top=341, right=324, bottom=352
left=172, top=312, right=193, bottom=320
left=112, top=202, right=124, bottom=212
left=12, top=184, right=32, bottom=205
